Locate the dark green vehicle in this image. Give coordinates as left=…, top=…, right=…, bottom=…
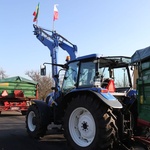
left=131, top=46, right=150, bottom=146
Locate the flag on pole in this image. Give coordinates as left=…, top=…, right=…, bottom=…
left=33, top=3, right=40, bottom=22
left=53, top=4, right=59, bottom=21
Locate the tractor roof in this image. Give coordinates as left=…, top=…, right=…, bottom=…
left=69, top=54, right=131, bottom=68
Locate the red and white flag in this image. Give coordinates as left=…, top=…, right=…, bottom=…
left=53, top=4, right=58, bottom=21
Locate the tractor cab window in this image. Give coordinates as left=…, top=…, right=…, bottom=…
left=100, top=66, right=130, bottom=88
left=79, top=61, right=96, bottom=87
left=62, top=61, right=79, bottom=93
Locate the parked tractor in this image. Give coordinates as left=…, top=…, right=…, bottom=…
left=26, top=25, right=150, bottom=149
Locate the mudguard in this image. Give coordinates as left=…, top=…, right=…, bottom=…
left=63, top=89, right=122, bottom=109
left=30, top=100, right=51, bottom=125
left=93, top=91, right=122, bottom=108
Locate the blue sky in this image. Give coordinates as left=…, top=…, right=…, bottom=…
left=1, top=0, right=150, bottom=78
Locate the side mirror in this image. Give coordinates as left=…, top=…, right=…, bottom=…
left=40, top=64, right=46, bottom=76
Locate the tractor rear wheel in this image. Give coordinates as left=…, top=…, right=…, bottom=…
left=63, top=94, right=117, bottom=150
left=26, top=105, right=47, bottom=139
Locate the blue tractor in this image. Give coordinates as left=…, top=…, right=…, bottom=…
left=26, top=25, right=144, bottom=150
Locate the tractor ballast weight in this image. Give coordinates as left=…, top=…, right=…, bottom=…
left=26, top=25, right=148, bottom=150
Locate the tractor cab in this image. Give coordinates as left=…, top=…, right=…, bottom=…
left=61, top=55, right=133, bottom=97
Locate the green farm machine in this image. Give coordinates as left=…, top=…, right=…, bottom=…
left=0, top=76, right=38, bottom=115
left=131, top=46, right=150, bottom=148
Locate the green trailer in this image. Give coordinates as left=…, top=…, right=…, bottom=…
left=0, top=76, right=38, bottom=115
left=136, top=61, right=150, bottom=124
left=131, top=46, right=150, bottom=126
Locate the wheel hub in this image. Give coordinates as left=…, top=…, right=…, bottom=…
left=78, top=111, right=95, bottom=139
left=28, top=111, right=36, bottom=132
left=69, top=107, right=96, bottom=147
left=32, top=117, right=36, bottom=125
left=81, top=121, right=89, bottom=131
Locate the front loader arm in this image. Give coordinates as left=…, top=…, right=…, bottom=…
left=33, top=25, right=77, bottom=60
left=33, top=24, right=77, bottom=91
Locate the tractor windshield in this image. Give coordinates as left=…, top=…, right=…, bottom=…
left=62, top=61, right=79, bottom=93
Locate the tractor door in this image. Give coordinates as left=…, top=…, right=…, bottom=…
left=78, top=61, right=96, bottom=87
left=62, top=61, right=79, bottom=94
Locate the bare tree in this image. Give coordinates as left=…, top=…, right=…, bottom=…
left=0, top=68, right=7, bottom=79
left=25, top=70, right=53, bottom=100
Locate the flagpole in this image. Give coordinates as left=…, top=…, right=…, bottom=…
left=52, top=19, right=54, bottom=31
left=52, top=4, right=58, bottom=31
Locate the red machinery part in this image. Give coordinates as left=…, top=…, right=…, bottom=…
left=138, top=118, right=150, bottom=128
left=134, top=136, right=150, bottom=146
left=14, top=90, right=24, bottom=97
left=4, top=101, right=27, bottom=111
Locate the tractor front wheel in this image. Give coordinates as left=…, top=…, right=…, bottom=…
left=63, top=94, right=117, bottom=150
left=26, top=105, right=47, bottom=139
